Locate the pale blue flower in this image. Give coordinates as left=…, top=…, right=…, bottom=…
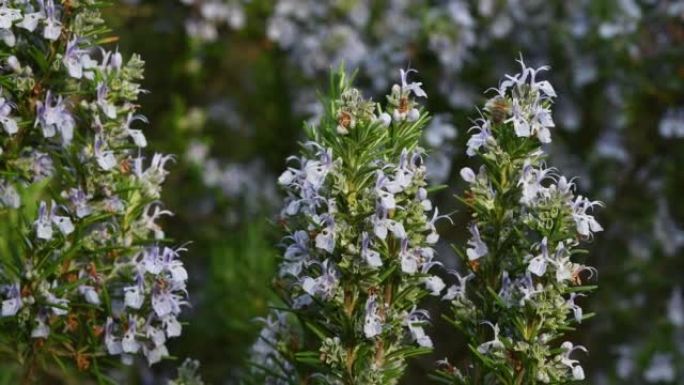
left=423, top=275, right=445, bottom=296
left=466, top=223, right=487, bottom=261
left=122, top=315, right=141, bottom=353
left=40, top=0, right=62, bottom=41
left=363, top=294, right=382, bottom=338
left=143, top=340, right=169, bottom=365
left=281, top=230, right=310, bottom=277
left=559, top=341, right=587, bottom=381
left=426, top=208, right=452, bottom=244
left=96, top=82, right=117, bottom=119
left=163, top=315, right=182, bottom=338
left=63, top=37, right=96, bottom=79
left=466, top=119, right=492, bottom=157
left=78, top=285, right=100, bottom=305
left=405, top=308, right=432, bottom=348
left=571, top=195, right=604, bottom=237
left=476, top=321, right=504, bottom=354
left=1, top=283, right=22, bottom=317
left=300, top=259, right=338, bottom=300
left=373, top=208, right=406, bottom=240
left=0, top=96, right=18, bottom=135
left=460, top=167, right=476, bottom=183
left=105, top=317, right=123, bottom=355
left=361, top=232, right=382, bottom=268
left=314, top=215, right=335, bottom=253
left=45, top=291, right=69, bottom=316
left=375, top=171, right=398, bottom=211
left=67, top=188, right=92, bottom=218
left=141, top=203, right=173, bottom=240
left=34, top=91, right=75, bottom=145
left=35, top=200, right=74, bottom=240
left=0, top=182, right=20, bottom=208
left=399, top=238, right=419, bottom=274
left=151, top=284, right=183, bottom=318
left=566, top=292, right=586, bottom=323
left=17, top=11, right=43, bottom=32
left=30, top=312, right=50, bottom=338
left=124, top=113, right=148, bottom=147
left=442, top=270, right=474, bottom=302
left=124, top=273, right=144, bottom=310
left=527, top=237, right=549, bottom=277
left=0, top=7, right=22, bottom=29
left=644, top=353, right=675, bottom=383
left=400, top=68, right=427, bottom=99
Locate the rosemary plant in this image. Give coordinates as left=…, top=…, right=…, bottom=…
left=436, top=58, right=603, bottom=385
left=249, top=68, right=448, bottom=385
left=0, top=0, right=187, bottom=382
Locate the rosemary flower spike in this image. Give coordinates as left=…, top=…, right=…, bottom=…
left=438, top=57, right=602, bottom=385
left=0, top=0, right=188, bottom=379
left=251, top=68, right=448, bottom=385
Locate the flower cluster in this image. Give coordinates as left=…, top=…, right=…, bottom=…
left=0, top=0, right=187, bottom=378
left=251, top=69, right=446, bottom=384
left=180, top=0, right=246, bottom=42
left=437, top=59, right=602, bottom=384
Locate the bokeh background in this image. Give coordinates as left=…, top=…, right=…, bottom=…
left=99, top=1, right=684, bottom=384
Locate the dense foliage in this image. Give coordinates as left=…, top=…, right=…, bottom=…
left=1, top=0, right=683, bottom=384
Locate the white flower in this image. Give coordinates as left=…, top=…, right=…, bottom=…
left=373, top=210, right=406, bottom=240
left=399, top=239, right=419, bottom=274
left=105, top=318, right=123, bottom=355
left=571, top=195, right=604, bottom=237
left=423, top=276, right=445, bottom=296
left=31, top=314, right=50, bottom=338
left=559, top=341, right=587, bottom=381
left=123, top=113, right=148, bottom=147
left=566, top=293, right=585, bottom=323
left=79, top=285, right=100, bottom=305
left=163, top=315, right=182, bottom=338
left=314, top=218, right=335, bottom=253
left=95, top=135, right=117, bottom=171
left=363, top=295, right=383, bottom=338
left=143, top=343, right=169, bottom=366
left=361, top=232, right=382, bottom=268
left=442, top=270, right=473, bottom=301
left=34, top=200, right=74, bottom=240
left=375, top=172, right=398, bottom=210
left=122, top=317, right=141, bottom=354
left=1, top=283, right=22, bottom=317
left=124, top=284, right=144, bottom=309
left=405, top=308, right=432, bottom=348
left=376, top=112, right=391, bottom=127
left=400, top=69, right=427, bottom=98
left=466, top=119, right=493, bottom=157
left=0, top=7, right=22, bottom=29
left=644, top=353, right=675, bottom=383
left=466, top=223, right=488, bottom=261
left=0, top=97, right=18, bottom=135
left=527, top=237, right=549, bottom=277
left=45, top=292, right=69, bottom=316
left=667, top=287, right=684, bottom=327
left=460, top=167, right=476, bottom=183
left=42, top=0, right=62, bottom=41
left=426, top=208, right=451, bottom=245
left=17, top=12, right=43, bottom=32
left=300, top=260, right=338, bottom=300
left=476, top=321, right=504, bottom=354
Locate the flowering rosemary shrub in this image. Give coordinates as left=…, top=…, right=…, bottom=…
left=0, top=0, right=187, bottom=381
left=249, top=68, right=449, bottom=385
left=435, top=59, right=603, bottom=384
